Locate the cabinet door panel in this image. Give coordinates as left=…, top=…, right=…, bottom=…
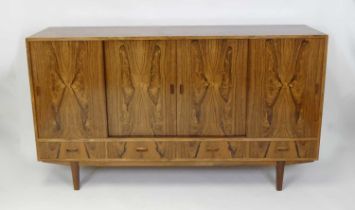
left=247, top=38, right=327, bottom=137
left=177, top=40, right=248, bottom=136
left=29, top=41, right=107, bottom=138
left=105, top=41, right=176, bottom=136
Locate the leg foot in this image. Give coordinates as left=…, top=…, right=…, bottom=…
left=70, top=162, right=80, bottom=190
left=276, top=161, right=285, bottom=191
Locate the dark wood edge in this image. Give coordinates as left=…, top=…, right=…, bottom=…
left=36, top=137, right=319, bottom=142
left=26, top=35, right=328, bottom=42
left=41, top=159, right=315, bottom=167
left=316, top=35, right=329, bottom=158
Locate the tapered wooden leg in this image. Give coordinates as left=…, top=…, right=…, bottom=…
left=70, top=162, right=80, bottom=190
left=276, top=161, right=285, bottom=191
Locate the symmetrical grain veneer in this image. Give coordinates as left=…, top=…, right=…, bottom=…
left=37, top=139, right=318, bottom=161
left=26, top=25, right=328, bottom=191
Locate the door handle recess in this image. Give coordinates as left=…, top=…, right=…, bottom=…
left=170, top=84, right=175, bottom=94
left=179, top=84, right=184, bottom=94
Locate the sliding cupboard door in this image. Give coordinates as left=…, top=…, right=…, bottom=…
left=177, top=40, right=248, bottom=136
left=105, top=40, right=177, bottom=136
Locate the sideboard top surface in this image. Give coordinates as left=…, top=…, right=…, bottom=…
left=27, top=25, right=327, bottom=41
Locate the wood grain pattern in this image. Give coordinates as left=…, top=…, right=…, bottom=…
left=107, top=142, right=127, bottom=159
left=228, top=141, right=248, bottom=158
left=83, top=142, right=107, bottom=159
left=27, top=25, right=326, bottom=41
left=122, top=141, right=162, bottom=160
left=247, top=38, right=326, bottom=138
left=37, top=142, right=61, bottom=159
left=295, top=141, right=318, bottom=158
left=47, top=160, right=313, bottom=167
left=38, top=137, right=318, bottom=142
left=196, top=141, right=233, bottom=159
left=38, top=142, right=106, bottom=160
left=105, top=40, right=176, bottom=136
left=37, top=139, right=317, bottom=161
left=27, top=26, right=328, bottom=190
left=155, top=141, right=201, bottom=159
left=249, top=141, right=317, bottom=159
left=177, top=39, right=247, bottom=136
left=29, top=41, right=107, bottom=138
left=26, top=41, right=40, bottom=140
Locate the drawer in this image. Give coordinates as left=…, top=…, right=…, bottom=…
left=155, top=141, right=201, bottom=159
left=197, top=141, right=243, bottom=159
left=122, top=141, right=161, bottom=160
left=108, top=141, right=164, bottom=160
left=170, top=141, right=247, bottom=159
left=59, top=142, right=87, bottom=159
left=37, top=142, right=61, bottom=159
left=107, top=141, right=247, bottom=160
left=38, top=142, right=106, bottom=160
left=38, top=140, right=317, bottom=161
left=249, top=141, right=317, bottom=159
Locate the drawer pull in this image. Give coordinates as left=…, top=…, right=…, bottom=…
left=136, top=147, right=148, bottom=152
left=277, top=147, right=289, bottom=151
left=66, top=148, right=79, bottom=152
left=206, top=148, right=219, bottom=152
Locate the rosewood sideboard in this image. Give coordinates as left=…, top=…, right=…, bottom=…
left=26, top=25, right=328, bottom=190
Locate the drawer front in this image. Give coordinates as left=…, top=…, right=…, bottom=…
left=38, top=140, right=317, bottom=161
left=196, top=142, right=232, bottom=159
left=249, top=141, right=317, bottom=159
left=107, top=141, right=248, bottom=160
left=38, top=142, right=106, bottom=160
left=122, top=141, right=161, bottom=160
left=59, top=142, right=87, bottom=159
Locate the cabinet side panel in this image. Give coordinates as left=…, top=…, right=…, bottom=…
left=105, top=40, right=177, bottom=136
left=247, top=38, right=326, bottom=138
left=29, top=41, right=108, bottom=138
left=26, top=41, right=39, bottom=139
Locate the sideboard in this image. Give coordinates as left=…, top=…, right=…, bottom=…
left=26, top=25, right=328, bottom=190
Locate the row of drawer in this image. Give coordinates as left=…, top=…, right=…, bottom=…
left=37, top=140, right=318, bottom=161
